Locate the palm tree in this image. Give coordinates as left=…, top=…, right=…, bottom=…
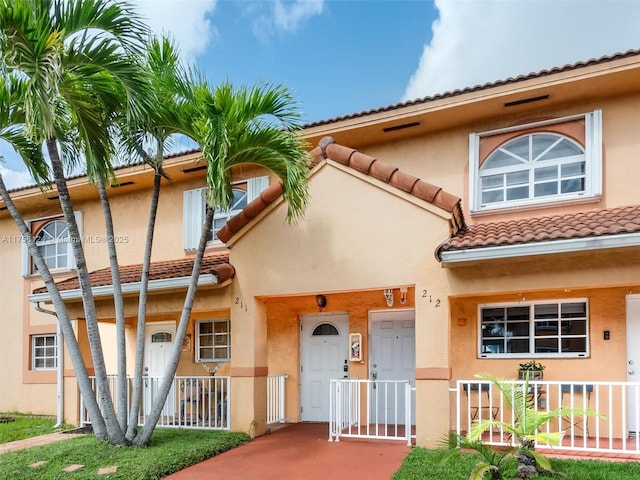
left=115, top=35, right=196, bottom=440
left=0, top=0, right=150, bottom=444
left=131, top=79, right=310, bottom=445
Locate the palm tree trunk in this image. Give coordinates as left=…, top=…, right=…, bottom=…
left=47, top=139, right=126, bottom=445
left=126, top=171, right=162, bottom=440
left=96, top=177, right=128, bottom=432
left=0, top=172, right=110, bottom=440
left=133, top=205, right=214, bottom=446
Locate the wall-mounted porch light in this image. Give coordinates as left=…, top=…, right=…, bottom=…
left=315, top=294, right=327, bottom=312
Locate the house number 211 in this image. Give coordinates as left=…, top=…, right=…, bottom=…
left=422, top=290, right=441, bottom=307
left=235, top=297, right=248, bottom=311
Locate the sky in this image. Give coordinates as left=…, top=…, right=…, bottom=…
left=2, top=0, right=640, bottom=189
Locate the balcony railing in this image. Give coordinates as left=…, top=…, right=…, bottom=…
left=454, top=379, right=640, bottom=455
left=80, top=375, right=231, bottom=430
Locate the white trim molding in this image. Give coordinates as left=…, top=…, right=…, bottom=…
left=28, top=274, right=220, bottom=303
left=441, top=231, right=640, bottom=265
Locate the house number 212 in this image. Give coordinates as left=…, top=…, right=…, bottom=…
left=422, top=290, right=441, bottom=307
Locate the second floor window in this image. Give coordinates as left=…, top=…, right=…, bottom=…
left=183, top=176, right=269, bottom=249
left=469, top=110, right=602, bottom=214
left=22, top=211, right=82, bottom=276
left=480, top=133, right=585, bottom=206
left=210, top=187, right=248, bottom=241
left=35, top=220, right=70, bottom=271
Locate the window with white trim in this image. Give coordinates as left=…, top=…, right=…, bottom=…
left=469, top=110, right=602, bottom=213
left=22, top=212, right=83, bottom=276
left=479, top=299, right=588, bottom=358
left=195, top=319, right=230, bottom=362
left=211, top=187, right=248, bottom=241
left=183, top=176, right=269, bottom=249
left=35, top=220, right=69, bottom=271
left=32, top=334, right=58, bottom=370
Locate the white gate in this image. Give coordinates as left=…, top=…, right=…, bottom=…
left=329, top=378, right=414, bottom=445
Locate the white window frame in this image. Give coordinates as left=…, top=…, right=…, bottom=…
left=195, top=319, right=231, bottom=362
left=469, top=110, right=602, bottom=214
left=22, top=211, right=83, bottom=277
left=477, top=299, right=589, bottom=359
left=210, top=184, right=249, bottom=242
left=32, top=334, right=58, bottom=370
left=183, top=175, right=269, bottom=250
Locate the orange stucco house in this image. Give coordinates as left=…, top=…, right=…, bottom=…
left=4, top=49, right=640, bottom=450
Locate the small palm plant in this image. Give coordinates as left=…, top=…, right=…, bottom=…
left=445, top=372, right=602, bottom=480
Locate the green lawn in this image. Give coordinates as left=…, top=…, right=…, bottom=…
left=392, top=447, right=640, bottom=480
left=0, top=428, right=249, bottom=479
left=0, top=414, right=73, bottom=444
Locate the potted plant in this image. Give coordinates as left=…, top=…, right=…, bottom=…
left=518, top=360, right=545, bottom=380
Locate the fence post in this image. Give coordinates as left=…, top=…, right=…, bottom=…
left=405, top=381, right=411, bottom=446
left=279, top=375, right=286, bottom=423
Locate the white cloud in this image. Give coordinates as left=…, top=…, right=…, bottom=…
left=404, top=0, right=640, bottom=100
left=253, top=0, right=324, bottom=38
left=132, top=0, right=218, bottom=64
left=273, top=0, right=324, bottom=32
left=0, top=165, right=34, bottom=190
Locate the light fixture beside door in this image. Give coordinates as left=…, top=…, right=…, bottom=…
left=383, top=287, right=409, bottom=307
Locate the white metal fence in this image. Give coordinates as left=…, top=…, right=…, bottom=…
left=266, top=373, right=288, bottom=424
left=454, top=379, right=640, bottom=455
left=80, top=375, right=231, bottom=430
left=329, top=378, right=415, bottom=446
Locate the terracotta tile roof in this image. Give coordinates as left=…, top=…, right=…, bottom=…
left=303, top=49, right=640, bottom=129
left=9, top=148, right=203, bottom=194
left=216, top=137, right=466, bottom=243
left=439, top=205, right=640, bottom=255
left=32, top=253, right=234, bottom=294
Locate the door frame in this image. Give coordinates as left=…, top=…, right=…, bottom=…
left=299, top=312, right=349, bottom=422
left=144, top=321, right=177, bottom=416
left=626, top=295, right=640, bottom=434
left=368, top=308, right=416, bottom=423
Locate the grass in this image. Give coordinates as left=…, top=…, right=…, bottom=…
left=0, top=413, right=73, bottom=444
left=392, top=447, right=640, bottom=480
left=0, top=428, right=250, bottom=479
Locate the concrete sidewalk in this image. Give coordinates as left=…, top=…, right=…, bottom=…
left=165, top=422, right=410, bottom=480
left=0, top=431, right=84, bottom=454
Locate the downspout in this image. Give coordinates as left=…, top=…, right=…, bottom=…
left=35, top=302, right=63, bottom=429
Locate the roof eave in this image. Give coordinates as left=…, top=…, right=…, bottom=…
left=440, top=232, right=640, bottom=266
left=28, top=273, right=220, bottom=303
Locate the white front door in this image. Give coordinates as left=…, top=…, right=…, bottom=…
left=144, top=322, right=176, bottom=417
left=300, top=314, right=349, bottom=421
left=626, top=295, right=640, bottom=434
left=369, top=310, right=415, bottom=424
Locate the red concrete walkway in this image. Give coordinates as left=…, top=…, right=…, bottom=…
left=165, top=422, right=410, bottom=480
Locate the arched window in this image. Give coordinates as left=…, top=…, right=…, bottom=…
left=469, top=110, right=602, bottom=213
left=151, top=332, right=172, bottom=343
left=312, top=323, right=339, bottom=336
left=35, top=220, right=70, bottom=271
left=479, top=133, right=586, bottom=206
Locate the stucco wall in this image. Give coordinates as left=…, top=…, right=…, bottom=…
left=229, top=161, right=453, bottom=441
